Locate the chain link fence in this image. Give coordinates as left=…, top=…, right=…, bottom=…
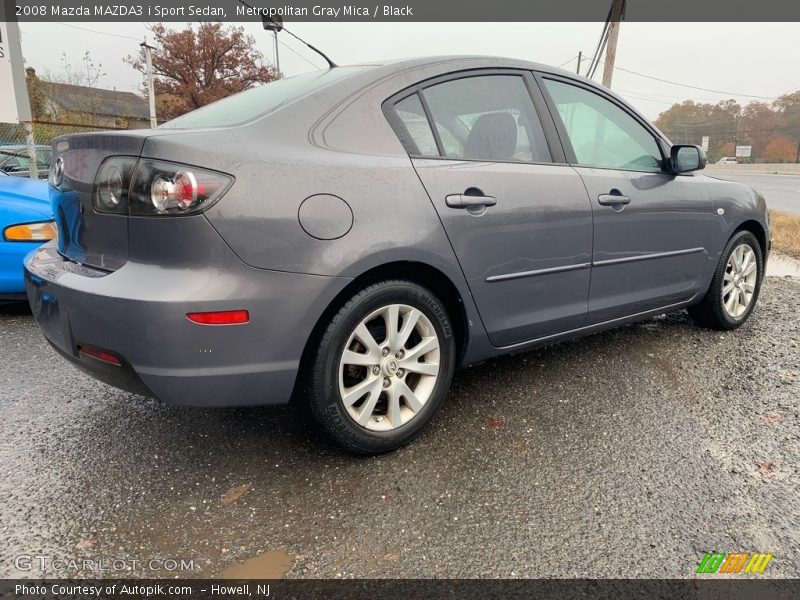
left=0, top=121, right=130, bottom=179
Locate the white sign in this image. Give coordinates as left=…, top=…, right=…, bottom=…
left=701, top=136, right=710, bottom=152
left=0, top=11, right=32, bottom=124
left=736, top=145, right=752, bottom=158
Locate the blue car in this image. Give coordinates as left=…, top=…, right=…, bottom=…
left=0, top=171, right=54, bottom=300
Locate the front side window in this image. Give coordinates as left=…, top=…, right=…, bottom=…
left=420, top=75, right=551, bottom=163
left=543, top=79, right=664, bottom=172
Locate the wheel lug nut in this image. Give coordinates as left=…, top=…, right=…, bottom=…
left=383, top=378, right=391, bottom=388
left=396, top=350, right=404, bottom=359
left=396, top=369, right=405, bottom=378
left=382, top=347, right=390, bottom=357
left=372, top=366, right=380, bottom=375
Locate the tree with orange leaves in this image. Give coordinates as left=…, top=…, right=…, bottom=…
left=126, top=23, right=278, bottom=121
left=763, top=136, right=798, bottom=163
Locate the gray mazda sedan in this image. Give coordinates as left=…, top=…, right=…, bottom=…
left=26, top=57, right=770, bottom=454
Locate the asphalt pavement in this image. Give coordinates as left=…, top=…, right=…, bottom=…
left=0, top=273, right=798, bottom=579
left=706, top=171, right=800, bottom=215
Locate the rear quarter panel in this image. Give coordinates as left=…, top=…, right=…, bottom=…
left=141, top=59, right=504, bottom=365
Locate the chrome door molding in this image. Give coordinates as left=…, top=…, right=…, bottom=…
left=592, top=247, right=706, bottom=267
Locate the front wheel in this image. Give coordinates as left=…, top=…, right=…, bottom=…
left=688, top=230, right=763, bottom=330
left=305, top=280, right=455, bottom=455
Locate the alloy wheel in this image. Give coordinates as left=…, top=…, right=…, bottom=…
left=722, top=243, right=758, bottom=318
left=338, top=304, right=441, bottom=431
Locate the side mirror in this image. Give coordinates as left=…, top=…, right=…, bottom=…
left=670, top=144, right=707, bottom=174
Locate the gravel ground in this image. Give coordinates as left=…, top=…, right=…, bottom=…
left=0, top=275, right=797, bottom=579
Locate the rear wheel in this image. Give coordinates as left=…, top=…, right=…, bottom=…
left=306, top=280, right=455, bottom=454
left=688, top=230, right=763, bottom=330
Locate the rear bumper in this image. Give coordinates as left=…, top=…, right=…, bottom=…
left=25, top=242, right=349, bottom=407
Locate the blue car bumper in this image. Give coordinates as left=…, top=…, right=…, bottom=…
left=0, top=240, right=41, bottom=298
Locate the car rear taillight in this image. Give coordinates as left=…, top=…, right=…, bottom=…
left=93, top=158, right=233, bottom=216
left=93, top=157, right=137, bottom=214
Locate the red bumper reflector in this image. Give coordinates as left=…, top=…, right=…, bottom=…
left=78, top=345, right=122, bottom=366
left=186, top=310, right=249, bottom=325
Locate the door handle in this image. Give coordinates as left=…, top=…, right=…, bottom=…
left=445, top=193, right=497, bottom=208
left=598, top=192, right=631, bottom=206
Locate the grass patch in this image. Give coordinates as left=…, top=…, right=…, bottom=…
left=770, top=211, right=800, bottom=258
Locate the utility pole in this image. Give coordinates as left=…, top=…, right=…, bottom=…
left=262, top=15, right=284, bottom=77
left=576, top=51, right=582, bottom=75
left=141, top=39, right=157, bottom=128
left=601, top=0, right=625, bottom=89
left=273, top=31, right=280, bottom=76
left=0, top=3, right=36, bottom=177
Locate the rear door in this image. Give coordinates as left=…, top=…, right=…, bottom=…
left=385, top=71, right=593, bottom=347
left=539, top=75, right=713, bottom=323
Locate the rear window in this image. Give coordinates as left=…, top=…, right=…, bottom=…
left=160, top=66, right=372, bottom=129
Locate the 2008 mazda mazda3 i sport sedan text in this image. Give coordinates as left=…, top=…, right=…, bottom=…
left=25, top=56, right=770, bottom=454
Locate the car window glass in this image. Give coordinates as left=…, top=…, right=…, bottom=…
left=2, top=156, right=26, bottom=173
left=393, top=94, right=439, bottom=156
left=543, top=79, right=663, bottom=172
left=37, top=150, right=51, bottom=168
left=421, top=75, right=551, bottom=163
left=161, top=66, right=372, bottom=129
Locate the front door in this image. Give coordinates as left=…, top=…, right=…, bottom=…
left=540, top=76, right=713, bottom=323
left=386, top=72, right=594, bottom=347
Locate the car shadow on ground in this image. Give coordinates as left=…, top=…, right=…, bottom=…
left=0, top=300, right=31, bottom=316
left=57, top=308, right=699, bottom=466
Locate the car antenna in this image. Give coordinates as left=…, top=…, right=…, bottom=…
left=237, top=0, right=338, bottom=69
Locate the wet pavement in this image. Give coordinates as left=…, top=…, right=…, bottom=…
left=706, top=172, right=800, bottom=216
left=768, top=254, right=800, bottom=278
left=0, top=272, right=798, bottom=579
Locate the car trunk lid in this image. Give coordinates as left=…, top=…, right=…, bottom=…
left=51, top=131, right=148, bottom=271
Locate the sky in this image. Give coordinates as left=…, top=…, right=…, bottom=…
left=15, top=21, right=800, bottom=120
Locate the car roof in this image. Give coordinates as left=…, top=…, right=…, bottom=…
left=344, top=55, right=646, bottom=116
left=356, top=55, right=572, bottom=81
left=344, top=55, right=666, bottom=138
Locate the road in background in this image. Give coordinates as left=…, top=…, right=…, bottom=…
left=706, top=172, right=800, bottom=215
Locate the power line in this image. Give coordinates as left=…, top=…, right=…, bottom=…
left=278, top=39, right=321, bottom=69
left=557, top=55, right=579, bottom=68
left=614, top=66, right=777, bottom=100
left=586, top=13, right=611, bottom=79
left=616, top=90, right=677, bottom=106
left=52, top=22, right=142, bottom=41
left=236, top=0, right=336, bottom=68
left=614, top=87, right=743, bottom=104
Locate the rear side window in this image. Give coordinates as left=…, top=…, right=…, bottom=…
left=392, top=94, right=439, bottom=156
left=422, top=75, right=551, bottom=163
left=161, top=66, right=372, bottom=129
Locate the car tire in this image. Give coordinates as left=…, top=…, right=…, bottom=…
left=688, top=230, right=763, bottom=330
left=305, top=280, right=455, bottom=455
